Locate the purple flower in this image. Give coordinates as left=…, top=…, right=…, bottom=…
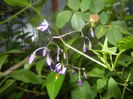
left=78, top=79, right=82, bottom=86
left=83, top=43, right=87, bottom=53
left=37, top=20, right=49, bottom=32
left=78, top=69, right=82, bottom=86
left=29, top=54, right=36, bottom=64
left=83, top=72, right=88, bottom=79
left=49, top=63, right=55, bottom=71
left=72, top=69, right=76, bottom=75
left=46, top=53, right=53, bottom=66
left=57, top=47, right=61, bottom=55
left=42, top=48, right=47, bottom=56
left=90, top=28, right=94, bottom=37
left=54, top=63, right=67, bottom=74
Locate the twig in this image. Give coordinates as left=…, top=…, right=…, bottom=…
left=57, top=38, right=107, bottom=69
left=0, top=57, right=29, bottom=76
left=53, top=29, right=80, bottom=38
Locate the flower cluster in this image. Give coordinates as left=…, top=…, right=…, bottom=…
left=29, top=46, right=67, bottom=79
left=81, top=14, right=99, bottom=53
left=72, top=67, right=88, bottom=86
left=29, top=19, right=88, bottom=85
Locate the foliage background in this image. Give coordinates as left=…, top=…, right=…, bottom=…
left=0, top=0, right=133, bottom=99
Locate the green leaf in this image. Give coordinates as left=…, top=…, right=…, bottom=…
left=0, top=79, right=15, bottom=94
left=102, top=0, right=116, bottom=3
left=56, top=11, right=72, bottom=28
left=36, top=59, right=44, bottom=75
left=124, top=15, right=133, bottom=20
left=119, top=26, right=130, bottom=35
left=71, top=81, right=95, bottom=99
left=96, top=78, right=107, bottom=91
left=5, top=49, right=23, bottom=54
left=99, top=12, right=108, bottom=24
left=106, top=25, right=123, bottom=45
left=117, top=55, right=133, bottom=67
left=33, top=0, right=46, bottom=12
left=111, top=21, right=130, bottom=35
left=131, top=52, right=133, bottom=57
left=11, top=69, right=43, bottom=84
left=46, top=72, right=65, bottom=99
left=80, top=12, right=91, bottom=22
left=108, top=77, right=121, bottom=99
left=71, top=13, right=85, bottom=30
left=88, top=67, right=105, bottom=78
left=95, top=25, right=107, bottom=39
left=116, top=36, right=133, bottom=50
left=80, top=0, right=92, bottom=12
left=30, top=15, right=45, bottom=26
left=111, top=21, right=127, bottom=28
left=0, top=55, right=8, bottom=70
left=3, top=0, right=29, bottom=7
left=90, top=0, right=104, bottom=13
left=68, top=0, right=80, bottom=11
left=102, top=37, right=108, bottom=51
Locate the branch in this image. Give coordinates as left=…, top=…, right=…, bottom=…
left=0, top=57, right=29, bottom=76
left=0, top=6, right=30, bottom=25
left=53, top=37, right=107, bottom=69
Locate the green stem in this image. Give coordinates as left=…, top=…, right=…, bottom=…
left=119, top=0, right=127, bottom=18
left=0, top=6, right=30, bottom=25
left=121, top=85, right=126, bottom=99
left=121, top=73, right=131, bottom=99
left=60, top=38, right=107, bottom=69
left=30, top=6, right=41, bottom=16
left=112, top=49, right=125, bottom=70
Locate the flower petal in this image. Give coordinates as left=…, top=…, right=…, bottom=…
left=78, top=79, right=82, bottom=86
left=37, top=20, right=49, bottom=32
left=83, top=43, right=87, bottom=53
left=29, top=54, right=36, bottom=64
left=58, top=66, right=67, bottom=74
left=90, top=28, right=95, bottom=37
left=46, top=54, right=52, bottom=65
left=42, top=48, right=47, bottom=56
left=83, top=72, right=88, bottom=79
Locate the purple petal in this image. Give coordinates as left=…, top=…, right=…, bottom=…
left=55, top=63, right=61, bottom=72
left=90, top=28, right=94, bottom=37
left=29, top=54, right=36, bottom=64
left=54, top=63, right=67, bottom=74
left=58, top=66, right=67, bottom=74
left=46, top=54, right=52, bottom=65
left=57, top=48, right=61, bottom=55
left=83, top=43, right=87, bottom=53
left=42, top=48, right=47, bottom=56
left=49, top=63, right=55, bottom=71
left=78, top=79, right=82, bottom=86
left=38, top=20, right=49, bottom=32
left=83, top=72, right=88, bottom=79
left=72, top=69, right=76, bottom=75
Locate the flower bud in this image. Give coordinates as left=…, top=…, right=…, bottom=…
left=90, top=14, right=99, bottom=23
